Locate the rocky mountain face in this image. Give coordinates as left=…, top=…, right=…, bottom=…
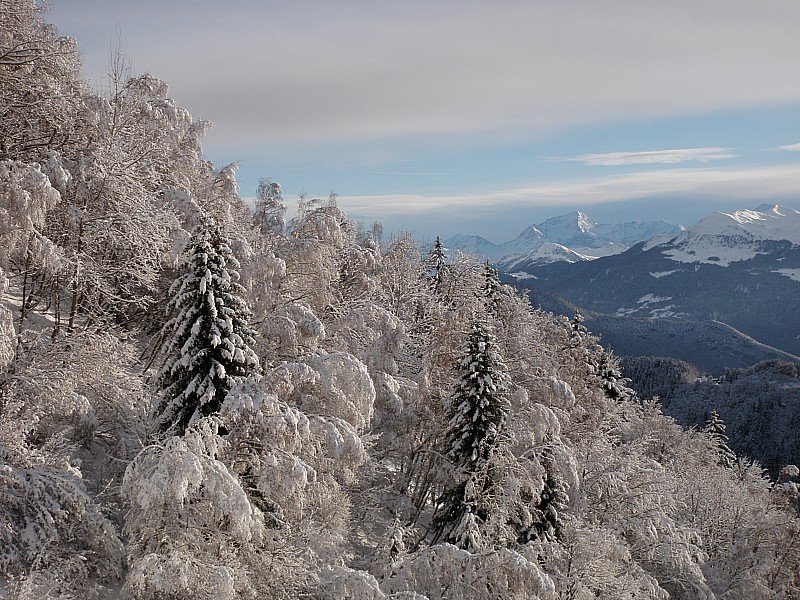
left=510, top=205, right=800, bottom=357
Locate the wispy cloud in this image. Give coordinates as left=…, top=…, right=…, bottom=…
left=339, top=164, right=800, bottom=219
left=776, top=143, right=800, bottom=152
left=561, top=148, right=737, bottom=166
left=373, top=172, right=450, bottom=176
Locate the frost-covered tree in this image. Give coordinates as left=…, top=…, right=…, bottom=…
left=431, top=318, right=509, bottom=547
left=482, top=259, right=501, bottom=316
left=571, top=311, right=587, bottom=336
left=426, top=235, right=448, bottom=299
left=0, top=0, right=84, bottom=162
left=526, top=447, right=570, bottom=542
left=253, top=177, right=286, bottom=237
left=702, top=409, right=737, bottom=468
left=121, top=418, right=267, bottom=600
left=444, top=319, right=509, bottom=474
left=596, top=350, right=632, bottom=401
left=153, top=215, right=259, bottom=435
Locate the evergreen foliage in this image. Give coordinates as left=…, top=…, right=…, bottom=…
left=444, top=319, right=509, bottom=474
left=482, top=259, right=501, bottom=316
left=525, top=447, right=569, bottom=542
left=597, top=351, right=632, bottom=401
left=702, top=410, right=737, bottom=468
left=431, top=319, right=509, bottom=547
left=426, top=235, right=448, bottom=299
left=570, top=310, right=588, bottom=336
left=153, top=215, right=259, bottom=435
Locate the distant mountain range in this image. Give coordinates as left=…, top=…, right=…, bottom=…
left=440, top=211, right=683, bottom=263
left=507, top=205, right=800, bottom=361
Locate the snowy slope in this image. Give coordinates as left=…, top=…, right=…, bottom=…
left=538, top=211, right=597, bottom=247
left=662, top=205, right=800, bottom=266
left=498, top=243, right=591, bottom=272
left=441, top=211, right=682, bottom=264
left=495, top=225, right=548, bottom=257
left=509, top=204, right=800, bottom=355
left=441, top=234, right=504, bottom=260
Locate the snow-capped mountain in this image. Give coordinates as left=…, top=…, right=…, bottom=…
left=440, top=234, right=504, bottom=260
left=659, top=205, right=800, bottom=266
left=511, top=204, right=800, bottom=357
left=498, top=243, right=591, bottom=274
left=440, top=211, right=682, bottom=263
left=537, top=211, right=597, bottom=248
left=539, top=211, right=684, bottom=249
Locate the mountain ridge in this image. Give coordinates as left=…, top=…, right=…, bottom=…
left=506, top=205, right=800, bottom=357
left=439, top=210, right=683, bottom=262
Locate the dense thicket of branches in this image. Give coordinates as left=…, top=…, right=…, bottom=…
left=1, top=4, right=799, bottom=599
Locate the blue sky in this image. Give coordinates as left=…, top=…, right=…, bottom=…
left=48, top=0, right=800, bottom=242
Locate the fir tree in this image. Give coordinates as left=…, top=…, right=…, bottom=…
left=597, top=351, right=632, bottom=401
left=570, top=311, right=588, bottom=337
left=702, top=410, right=737, bottom=468
left=426, top=236, right=449, bottom=299
left=153, top=215, right=259, bottom=435
left=431, top=319, right=509, bottom=547
left=523, top=447, right=569, bottom=542
left=482, top=259, right=502, bottom=317
left=446, top=320, right=508, bottom=472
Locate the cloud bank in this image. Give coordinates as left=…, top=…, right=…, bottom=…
left=339, top=164, right=800, bottom=219
left=50, top=1, right=800, bottom=149
left=562, top=148, right=736, bottom=166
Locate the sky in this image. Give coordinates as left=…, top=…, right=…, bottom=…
left=47, top=0, right=800, bottom=243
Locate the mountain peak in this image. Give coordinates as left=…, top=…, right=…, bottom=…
left=691, top=206, right=800, bottom=240
left=663, top=205, right=800, bottom=266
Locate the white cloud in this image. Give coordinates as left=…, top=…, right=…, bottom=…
left=562, top=148, right=736, bottom=166
left=338, top=164, right=800, bottom=219
left=777, top=143, right=800, bottom=152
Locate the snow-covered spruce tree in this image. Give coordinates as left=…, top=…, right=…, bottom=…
left=482, top=259, right=502, bottom=317
left=702, top=409, right=736, bottom=468
left=596, top=350, right=633, bottom=401
left=525, top=447, right=569, bottom=543
left=153, top=215, right=259, bottom=435
left=430, top=318, right=510, bottom=547
left=426, top=235, right=449, bottom=299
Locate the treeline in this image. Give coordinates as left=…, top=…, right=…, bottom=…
left=1, top=3, right=800, bottom=599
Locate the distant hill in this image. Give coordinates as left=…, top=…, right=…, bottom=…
left=507, top=205, right=800, bottom=357
left=509, top=275, right=799, bottom=375
left=587, top=315, right=799, bottom=376
left=622, top=358, right=800, bottom=476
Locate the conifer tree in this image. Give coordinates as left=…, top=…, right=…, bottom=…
left=570, top=311, right=588, bottom=337
left=431, top=319, right=509, bottom=547
left=597, top=351, right=632, bottom=401
left=702, top=410, right=737, bottom=468
left=523, top=447, right=569, bottom=542
left=153, top=215, right=259, bottom=435
left=482, top=259, right=502, bottom=317
left=426, top=236, right=449, bottom=299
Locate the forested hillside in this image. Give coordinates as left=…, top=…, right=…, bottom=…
left=623, top=357, right=800, bottom=477
left=2, top=3, right=800, bottom=598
